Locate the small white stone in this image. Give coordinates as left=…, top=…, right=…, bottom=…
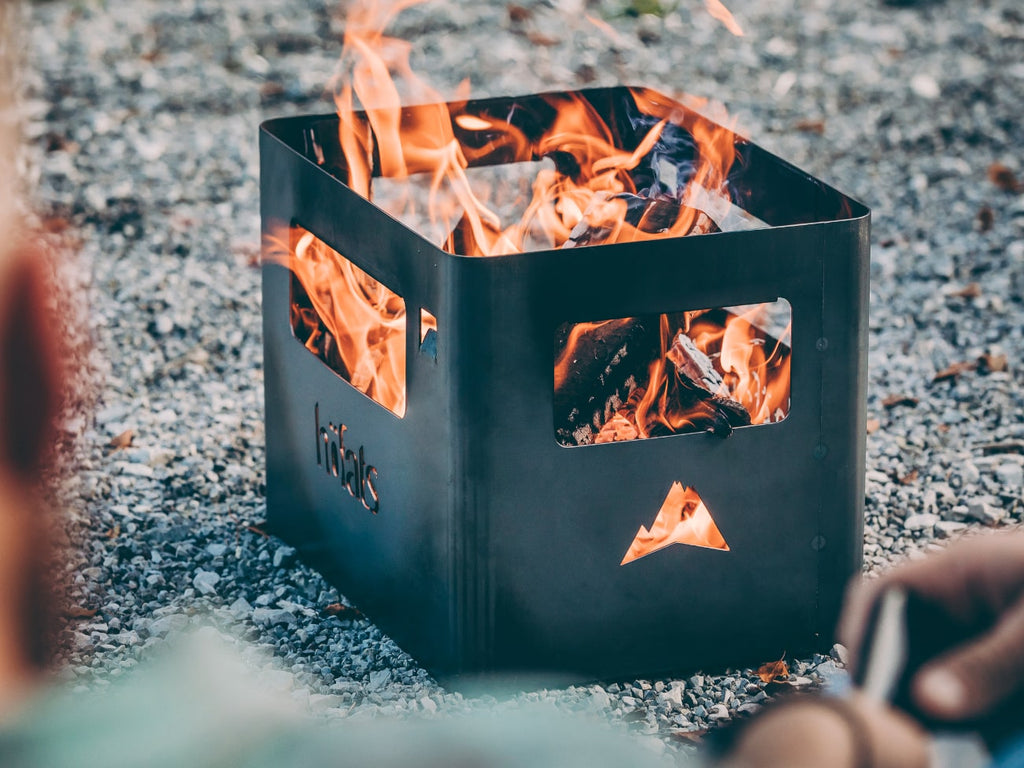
left=192, top=570, right=220, bottom=595
left=910, top=73, right=941, bottom=99
left=967, top=501, right=1006, bottom=525
left=904, top=513, right=939, bottom=531
left=935, top=521, right=968, bottom=539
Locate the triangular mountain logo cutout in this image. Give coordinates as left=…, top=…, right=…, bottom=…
left=620, top=482, right=729, bottom=565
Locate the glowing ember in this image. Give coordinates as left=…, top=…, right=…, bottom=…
left=621, top=482, right=729, bottom=565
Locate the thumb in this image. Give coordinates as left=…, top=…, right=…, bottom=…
left=913, top=596, right=1024, bottom=721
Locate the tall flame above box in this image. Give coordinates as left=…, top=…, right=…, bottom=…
left=260, top=87, right=869, bottom=683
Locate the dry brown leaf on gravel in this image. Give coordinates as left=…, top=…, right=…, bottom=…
left=526, top=31, right=560, bottom=46
left=506, top=3, right=531, bottom=22
left=978, top=352, right=1009, bottom=373
left=107, top=428, right=134, bottom=451
left=882, top=394, right=919, bottom=409
left=948, top=282, right=982, bottom=299
left=671, top=730, right=707, bottom=745
left=245, top=523, right=270, bottom=538
left=324, top=603, right=363, bottom=618
left=866, top=418, right=881, bottom=434
left=933, top=361, right=976, bottom=382
left=988, top=162, right=1022, bottom=192
left=975, top=205, right=994, bottom=232
left=757, top=656, right=789, bottom=683
left=63, top=606, right=97, bottom=619
left=899, top=469, right=918, bottom=485
left=794, top=118, right=825, bottom=134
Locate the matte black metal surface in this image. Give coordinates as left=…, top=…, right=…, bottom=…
left=260, top=86, right=870, bottom=682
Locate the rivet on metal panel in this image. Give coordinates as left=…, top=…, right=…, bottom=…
left=811, top=535, right=827, bottom=551
left=816, top=337, right=829, bottom=351
left=813, top=443, right=828, bottom=460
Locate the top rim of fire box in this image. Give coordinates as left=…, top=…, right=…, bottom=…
left=260, top=85, right=869, bottom=259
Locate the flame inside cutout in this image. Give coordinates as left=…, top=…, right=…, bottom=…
left=620, top=482, right=729, bottom=565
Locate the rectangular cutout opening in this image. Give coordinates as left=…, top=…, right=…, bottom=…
left=419, top=308, right=437, bottom=359
left=288, top=227, right=407, bottom=418
left=554, top=300, right=791, bottom=446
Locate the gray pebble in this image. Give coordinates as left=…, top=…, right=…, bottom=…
left=904, top=513, right=939, bottom=532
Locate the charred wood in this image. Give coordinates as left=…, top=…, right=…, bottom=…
left=554, top=317, right=660, bottom=446
left=666, top=331, right=751, bottom=436
left=562, top=193, right=718, bottom=248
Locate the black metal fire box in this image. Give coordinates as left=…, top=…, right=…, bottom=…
left=260, top=86, right=870, bottom=683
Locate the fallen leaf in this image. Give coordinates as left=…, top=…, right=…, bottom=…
left=866, top=418, right=881, bottom=434
left=975, top=205, right=995, bottom=232
left=526, top=31, right=560, bottom=46
left=107, top=428, right=134, bottom=451
left=933, top=361, right=976, bottom=382
left=42, top=216, right=73, bottom=234
left=63, top=606, right=97, bottom=619
left=978, top=352, right=1008, bottom=373
left=324, top=602, right=363, bottom=618
left=260, top=81, right=285, bottom=98
left=757, top=656, right=789, bottom=684
left=980, top=441, right=1024, bottom=456
left=948, top=282, right=982, bottom=299
left=882, top=394, right=919, bottom=409
left=507, top=3, right=531, bottom=22
left=245, top=523, right=270, bottom=538
left=988, top=163, right=1022, bottom=193
left=899, top=469, right=918, bottom=485
left=107, top=523, right=121, bottom=539
left=794, top=118, right=825, bottom=135
left=670, top=729, right=707, bottom=744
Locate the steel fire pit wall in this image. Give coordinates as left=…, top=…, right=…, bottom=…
left=260, top=87, right=870, bottom=683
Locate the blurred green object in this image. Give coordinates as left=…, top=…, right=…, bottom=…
left=624, top=0, right=671, bottom=17
left=0, top=632, right=684, bottom=768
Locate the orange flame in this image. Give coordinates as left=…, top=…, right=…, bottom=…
left=266, top=226, right=407, bottom=417
left=621, top=482, right=728, bottom=565
left=329, top=1, right=741, bottom=256
left=278, top=0, right=753, bottom=417
left=631, top=304, right=790, bottom=439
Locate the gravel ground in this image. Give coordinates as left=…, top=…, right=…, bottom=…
left=16, top=0, right=1024, bottom=752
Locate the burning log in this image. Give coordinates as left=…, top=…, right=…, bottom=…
left=558, top=317, right=755, bottom=446
left=554, top=317, right=660, bottom=446
left=666, top=332, right=751, bottom=436
left=562, top=193, right=718, bottom=248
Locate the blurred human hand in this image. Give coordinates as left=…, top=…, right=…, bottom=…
left=723, top=692, right=928, bottom=768
left=841, top=531, right=1024, bottom=740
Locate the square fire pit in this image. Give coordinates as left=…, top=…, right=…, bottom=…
left=260, top=86, right=869, bottom=683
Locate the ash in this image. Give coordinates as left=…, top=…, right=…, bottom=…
left=20, top=0, right=1024, bottom=753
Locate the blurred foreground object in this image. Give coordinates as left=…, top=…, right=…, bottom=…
left=842, top=532, right=1024, bottom=750
left=0, top=631, right=677, bottom=768
left=0, top=0, right=65, bottom=717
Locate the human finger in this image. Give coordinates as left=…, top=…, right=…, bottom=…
left=840, top=533, right=1024, bottom=680
left=722, top=693, right=928, bottom=768
left=913, top=591, right=1024, bottom=722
